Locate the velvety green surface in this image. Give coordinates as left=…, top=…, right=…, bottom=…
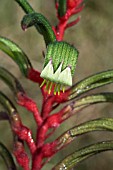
left=0, top=0, right=113, bottom=170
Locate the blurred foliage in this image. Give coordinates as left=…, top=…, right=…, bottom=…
left=0, top=0, right=113, bottom=170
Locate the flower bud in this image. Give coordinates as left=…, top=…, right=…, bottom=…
left=40, top=41, right=79, bottom=95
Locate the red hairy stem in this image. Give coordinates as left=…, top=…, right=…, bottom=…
left=33, top=105, right=76, bottom=165
left=54, top=0, right=84, bottom=41
left=17, top=92, right=43, bottom=126
left=12, top=114, right=36, bottom=154
left=32, top=142, right=57, bottom=170
left=13, top=141, right=30, bottom=170
left=40, top=88, right=70, bottom=118
left=53, top=89, right=70, bottom=103
left=27, top=68, right=43, bottom=85
left=41, top=96, right=55, bottom=119
left=36, top=105, right=72, bottom=148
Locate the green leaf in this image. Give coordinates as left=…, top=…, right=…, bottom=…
left=55, top=118, right=113, bottom=151
left=73, top=92, right=113, bottom=112
left=0, top=91, right=18, bottom=122
left=0, top=67, right=25, bottom=95
left=69, top=70, right=113, bottom=99
left=0, top=36, right=32, bottom=77
left=21, top=12, right=56, bottom=45
left=0, top=92, right=22, bottom=140
left=0, top=142, right=17, bottom=170
left=53, top=140, right=113, bottom=170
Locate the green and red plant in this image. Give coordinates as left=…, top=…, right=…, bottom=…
left=0, top=0, right=113, bottom=170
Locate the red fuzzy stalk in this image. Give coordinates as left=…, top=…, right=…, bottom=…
left=13, top=141, right=30, bottom=170
left=27, top=68, right=43, bottom=85
left=17, top=92, right=43, bottom=126
left=12, top=114, right=36, bottom=154
left=53, top=0, right=84, bottom=41
left=11, top=1, right=85, bottom=169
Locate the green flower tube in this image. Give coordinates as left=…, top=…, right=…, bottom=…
left=40, top=41, right=79, bottom=94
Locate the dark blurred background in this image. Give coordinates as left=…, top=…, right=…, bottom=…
left=0, top=0, right=113, bottom=170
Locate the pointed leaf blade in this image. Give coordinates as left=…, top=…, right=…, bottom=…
left=0, top=142, right=17, bottom=170
left=0, top=36, right=32, bottom=77
left=53, top=140, right=113, bottom=170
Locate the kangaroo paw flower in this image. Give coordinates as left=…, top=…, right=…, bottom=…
left=40, top=41, right=79, bottom=95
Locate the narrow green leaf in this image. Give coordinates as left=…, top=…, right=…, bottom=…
left=0, top=142, right=17, bottom=170
left=0, top=91, right=18, bottom=121
left=21, top=12, right=56, bottom=45
left=56, top=118, right=113, bottom=151
left=0, top=92, right=21, bottom=140
left=69, top=70, right=113, bottom=99
left=53, top=140, right=113, bottom=170
left=0, top=67, right=25, bottom=95
left=58, top=0, right=67, bottom=17
left=73, top=92, right=113, bottom=112
left=0, top=36, right=32, bottom=77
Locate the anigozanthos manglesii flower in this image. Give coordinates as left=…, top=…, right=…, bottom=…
left=40, top=41, right=79, bottom=95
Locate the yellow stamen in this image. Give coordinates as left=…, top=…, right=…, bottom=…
left=57, top=84, right=61, bottom=95
left=46, top=80, right=50, bottom=91
left=54, top=84, right=57, bottom=95
left=48, top=82, right=53, bottom=94
left=62, top=86, right=65, bottom=93
left=40, top=79, right=46, bottom=88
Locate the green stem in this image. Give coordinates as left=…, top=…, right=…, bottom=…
left=58, top=0, right=67, bottom=17
left=15, top=0, right=34, bottom=13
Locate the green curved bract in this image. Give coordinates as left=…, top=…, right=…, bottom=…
left=21, top=12, right=56, bottom=45
left=0, top=36, right=32, bottom=77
